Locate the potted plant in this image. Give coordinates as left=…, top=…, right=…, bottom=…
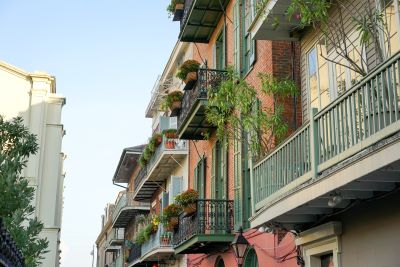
left=138, top=154, right=147, bottom=167
left=167, top=0, right=184, bottom=18
left=135, top=230, right=146, bottom=245
left=161, top=91, right=183, bottom=112
left=163, top=204, right=182, bottom=230
left=165, top=140, right=176, bottom=149
left=162, top=129, right=177, bottom=139
left=176, top=60, right=200, bottom=84
left=175, top=189, right=199, bottom=215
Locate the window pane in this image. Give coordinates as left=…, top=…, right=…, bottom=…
left=383, top=0, right=400, bottom=56
left=321, top=253, right=334, bottom=267
left=336, top=59, right=347, bottom=95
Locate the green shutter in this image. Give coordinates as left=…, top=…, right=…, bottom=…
left=200, top=157, right=206, bottom=199
left=194, top=165, right=198, bottom=192
left=234, top=130, right=242, bottom=230
left=211, top=146, right=217, bottom=199
left=221, top=141, right=228, bottom=199
left=242, top=133, right=251, bottom=229
left=171, top=176, right=183, bottom=203
left=233, top=1, right=240, bottom=74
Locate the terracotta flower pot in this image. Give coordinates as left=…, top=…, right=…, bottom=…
left=184, top=203, right=196, bottom=215
left=169, top=217, right=179, bottom=228
left=170, top=100, right=182, bottom=111
left=184, top=71, right=198, bottom=84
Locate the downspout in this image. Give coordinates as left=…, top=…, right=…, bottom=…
left=112, top=181, right=128, bottom=190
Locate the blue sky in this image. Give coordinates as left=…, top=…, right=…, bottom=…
left=0, top=1, right=178, bottom=266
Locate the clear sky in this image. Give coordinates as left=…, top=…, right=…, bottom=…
left=0, top=1, right=178, bottom=266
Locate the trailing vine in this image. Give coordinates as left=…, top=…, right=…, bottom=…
left=205, top=67, right=298, bottom=158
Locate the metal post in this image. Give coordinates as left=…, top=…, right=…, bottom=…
left=309, top=108, right=319, bottom=178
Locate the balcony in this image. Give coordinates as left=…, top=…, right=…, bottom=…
left=179, top=0, right=230, bottom=43
left=251, top=52, right=400, bottom=228
left=140, top=225, right=174, bottom=262
left=107, top=228, right=124, bottom=248
left=177, top=68, right=227, bottom=140
left=248, top=0, right=300, bottom=41
left=133, top=137, right=188, bottom=201
left=112, top=192, right=150, bottom=228
left=173, top=199, right=234, bottom=254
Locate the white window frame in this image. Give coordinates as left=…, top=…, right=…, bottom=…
left=296, top=222, right=342, bottom=267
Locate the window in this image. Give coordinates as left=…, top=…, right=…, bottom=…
left=244, top=248, right=259, bottom=267
left=234, top=0, right=256, bottom=76
left=242, top=0, right=256, bottom=74
left=234, top=129, right=251, bottom=230
left=381, top=0, right=400, bottom=57
left=214, top=29, right=225, bottom=70
left=194, top=157, right=206, bottom=199
left=297, top=222, right=342, bottom=267
left=215, top=257, right=225, bottom=267
left=307, top=41, right=331, bottom=111
left=211, top=142, right=227, bottom=199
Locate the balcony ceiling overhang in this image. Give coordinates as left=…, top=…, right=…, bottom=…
left=180, top=0, right=230, bottom=43
left=105, top=245, right=121, bottom=252
left=250, top=133, right=400, bottom=230
left=113, top=146, right=145, bottom=184
left=112, top=207, right=149, bottom=228
left=178, top=99, right=214, bottom=140
left=174, top=234, right=234, bottom=254
left=141, top=247, right=175, bottom=262
left=249, top=0, right=300, bottom=41
left=134, top=151, right=188, bottom=201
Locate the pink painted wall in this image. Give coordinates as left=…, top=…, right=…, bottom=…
left=187, top=230, right=299, bottom=267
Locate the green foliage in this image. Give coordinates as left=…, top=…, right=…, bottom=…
left=205, top=68, right=298, bottom=157
left=163, top=204, right=182, bottom=220
left=135, top=230, right=146, bottom=245
left=174, top=189, right=199, bottom=207
left=287, top=0, right=331, bottom=27
left=0, top=116, right=49, bottom=267
left=176, top=60, right=200, bottom=81
left=161, top=91, right=183, bottom=111
left=166, top=0, right=183, bottom=18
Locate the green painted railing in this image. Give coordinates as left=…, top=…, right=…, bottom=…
left=253, top=123, right=311, bottom=205
left=253, top=51, right=400, bottom=209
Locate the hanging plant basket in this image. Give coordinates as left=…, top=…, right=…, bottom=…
left=185, top=71, right=198, bottom=84
left=170, top=100, right=182, bottom=111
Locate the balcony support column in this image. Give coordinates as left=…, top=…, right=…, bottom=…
left=310, top=108, right=319, bottom=179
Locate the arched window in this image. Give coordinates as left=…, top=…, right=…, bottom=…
left=215, top=256, right=225, bottom=267
left=244, top=248, right=259, bottom=267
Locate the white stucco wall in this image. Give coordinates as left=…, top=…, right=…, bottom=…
left=0, top=61, right=66, bottom=267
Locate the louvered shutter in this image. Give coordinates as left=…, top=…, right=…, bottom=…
left=169, top=116, right=177, bottom=129
left=162, top=191, right=169, bottom=210
left=221, top=141, right=228, bottom=200
left=170, top=176, right=183, bottom=203
left=159, top=116, right=170, bottom=132
left=200, top=158, right=206, bottom=199
left=211, top=145, right=217, bottom=199
left=233, top=1, right=240, bottom=74
left=234, top=131, right=242, bottom=230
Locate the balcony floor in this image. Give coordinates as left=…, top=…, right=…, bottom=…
left=141, top=247, right=175, bottom=262
left=251, top=131, right=400, bottom=229
left=174, top=234, right=234, bottom=254
left=134, top=151, right=187, bottom=201
left=113, top=207, right=150, bottom=228
left=178, top=99, right=215, bottom=140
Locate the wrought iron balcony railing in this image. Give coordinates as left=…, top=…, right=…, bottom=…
left=173, top=199, right=234, bottom=247
left=0, top=218, right=25, bottom=267
left=128, top=243, right=141, bottom=264
left=112, top=192, right=150, bottom=224
left=106, top=228, right=124, bottom=246
left=134, top=167, right=147, bottom=194
left=141, top=224, right=173, bottom=258
left=177, top=68, right=228, bottom=132
left=133, top=136, right=187, bottom=199
left=253, top=51, right=400, bottom=211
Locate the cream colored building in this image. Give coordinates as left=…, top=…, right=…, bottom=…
left=0, top=61, right=66, bottom=267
